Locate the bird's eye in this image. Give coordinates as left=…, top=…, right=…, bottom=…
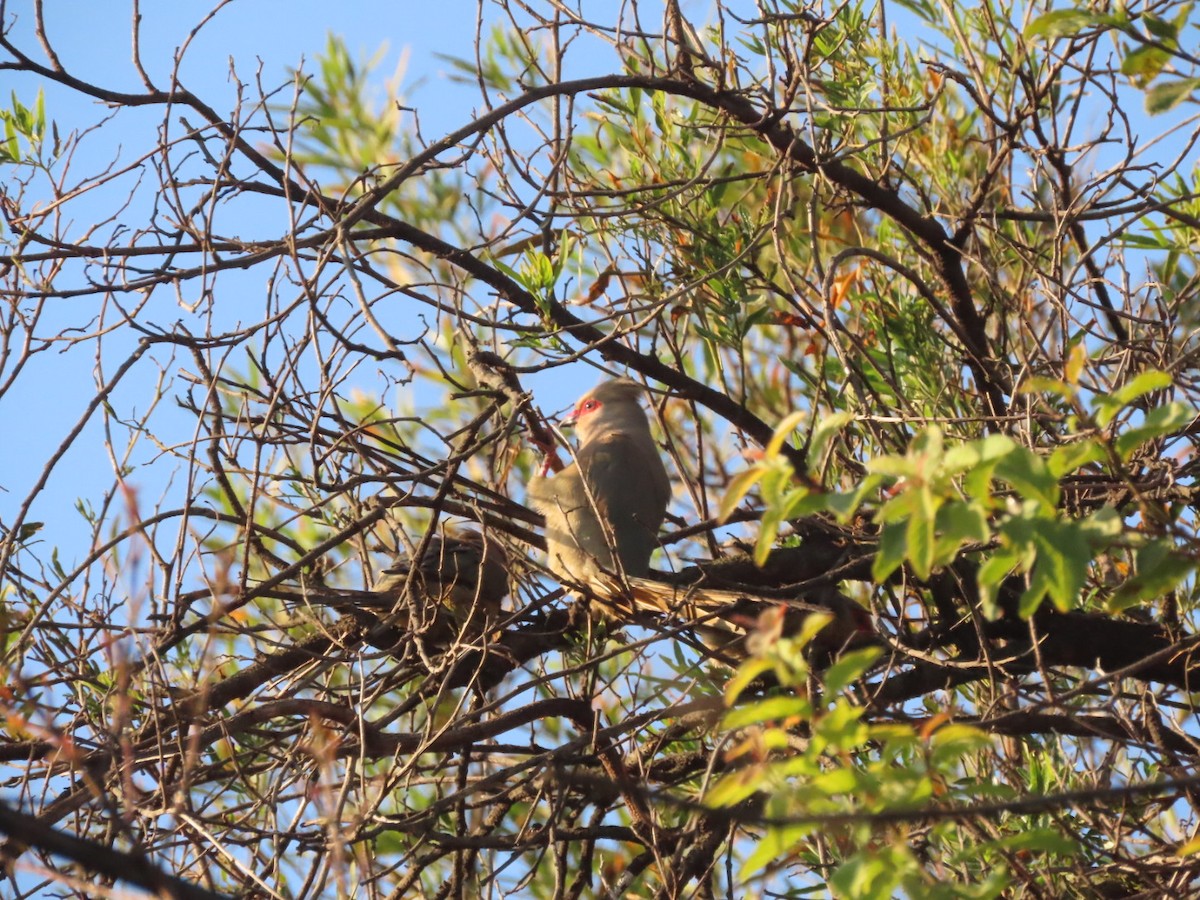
left=581, top=399, right=599, bottom=412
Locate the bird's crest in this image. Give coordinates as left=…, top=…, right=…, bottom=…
left=587, top=378, right=648, bottom=405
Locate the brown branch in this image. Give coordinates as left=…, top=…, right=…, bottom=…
left=0, top=797, right=231, bottom=900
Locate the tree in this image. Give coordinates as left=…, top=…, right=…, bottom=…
left=3, top=0, right=1200, bottom=896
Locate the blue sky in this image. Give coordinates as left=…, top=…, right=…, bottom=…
left=3, top=0, right=1193, bottom=569
left=2, top=2, right=613, bottom=557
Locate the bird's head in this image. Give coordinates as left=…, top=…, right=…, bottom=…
left=560, top=378, right=654, bottom=445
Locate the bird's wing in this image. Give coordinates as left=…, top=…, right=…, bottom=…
left=529, top=461, right=612, bottom=573
left=577, top=431, right=670, bottom=576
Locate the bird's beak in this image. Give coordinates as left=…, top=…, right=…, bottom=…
left=558, top=408, right=579, bottom=428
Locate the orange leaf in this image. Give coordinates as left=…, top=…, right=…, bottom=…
left=772, top=311, right=809, bottom=328
left=584, top=268, right=614, bottom=304
left=919, top=712, right=952, bottom=740
left=829, top=267, right=860, bottom=307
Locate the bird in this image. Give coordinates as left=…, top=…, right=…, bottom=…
left=527, top=378, right=872, bottom=661
left=371, top=526, right=509, bottom=641
left=527, top=378, right=672, bottom=600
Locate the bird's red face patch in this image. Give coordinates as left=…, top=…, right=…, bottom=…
left=564, top=396, right=601, bottom=426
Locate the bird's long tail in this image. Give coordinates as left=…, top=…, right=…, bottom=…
left=585, top=573, right=873, bottom=652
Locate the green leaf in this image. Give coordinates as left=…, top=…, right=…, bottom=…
left=1080, top=506, right=1123, bottom=542
left=811, top=765, right=861, bottom=795
left=1048, top=438, right=1107, bottom=477
left=718, top=466, right=765, bottom=523
left=977, top=550, right=1019, bottom=619
left=1121, top=44, right=1171, bottom=85
left=1032, top=520, right=1090, bottom=612
left=706, top=767, right=765, bottom=808
left=791, top=611, right=835, bottom=650
left=1027, top=9, right=1099, bottom=40
left=928, top=723, right=991, bottom=766
left=906, top=487, right=938, bottom=578
left=781, top=486, right=829, bottom=520
left=814, top=701, right=867, bottom=748
left=1173, top=3, right=1196, bottom=34
left=1024, top=9, right=1104, bottom=40
left=740, top=824, right=810, bottom=879
left=825, top=475, right=882, bottom=522
left=1019, top=375, right=1076, bottom=398
left=969, top=827, right=1080, bottom=859
left=807, top=411, right=855, bottom=470
left=961, top=434, right=1019, bottom=501
left=1019, top=570, right=1051, bottom=617
left=830, top=845, right=913, bottom=898
left=1117, top=230, right=1171, bottom=251
left=1109, top=541, right=1198, bottom=612
left=822, top=647, right=883, bottom=696
left=875, top=484, right=916, bottom=525
left=1142, top=14, right=1180, bottom=41
left=766, top=409, right=807, bottom=459
left=755, top=503, right=785, bottom=567
left=32, top=88, right=45, bottom=140
left=866, top=455, right=916, bottom=480
left=518, top=249, right=556, bottom=292
left=1114, top=401, right=1194, bottom=458
left=995, top=447, right=1060, bottom=511
left=934, top=501, right=990, bottom=561
left=872, top=521, right=907, bottom=583
left=1145, top=77, right=1200, bottom=114
left=1095, top=369, right=1172, bottom=426
left=724, top=656, right=775, bottom=704
left=723, top=695, right=812, bottom=730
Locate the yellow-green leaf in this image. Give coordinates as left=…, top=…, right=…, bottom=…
left=718, top=466, right=766, bottom=523
left=1024, top=8, right=1104, bottom=40
left=765, top=409, right=807, bottom=459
